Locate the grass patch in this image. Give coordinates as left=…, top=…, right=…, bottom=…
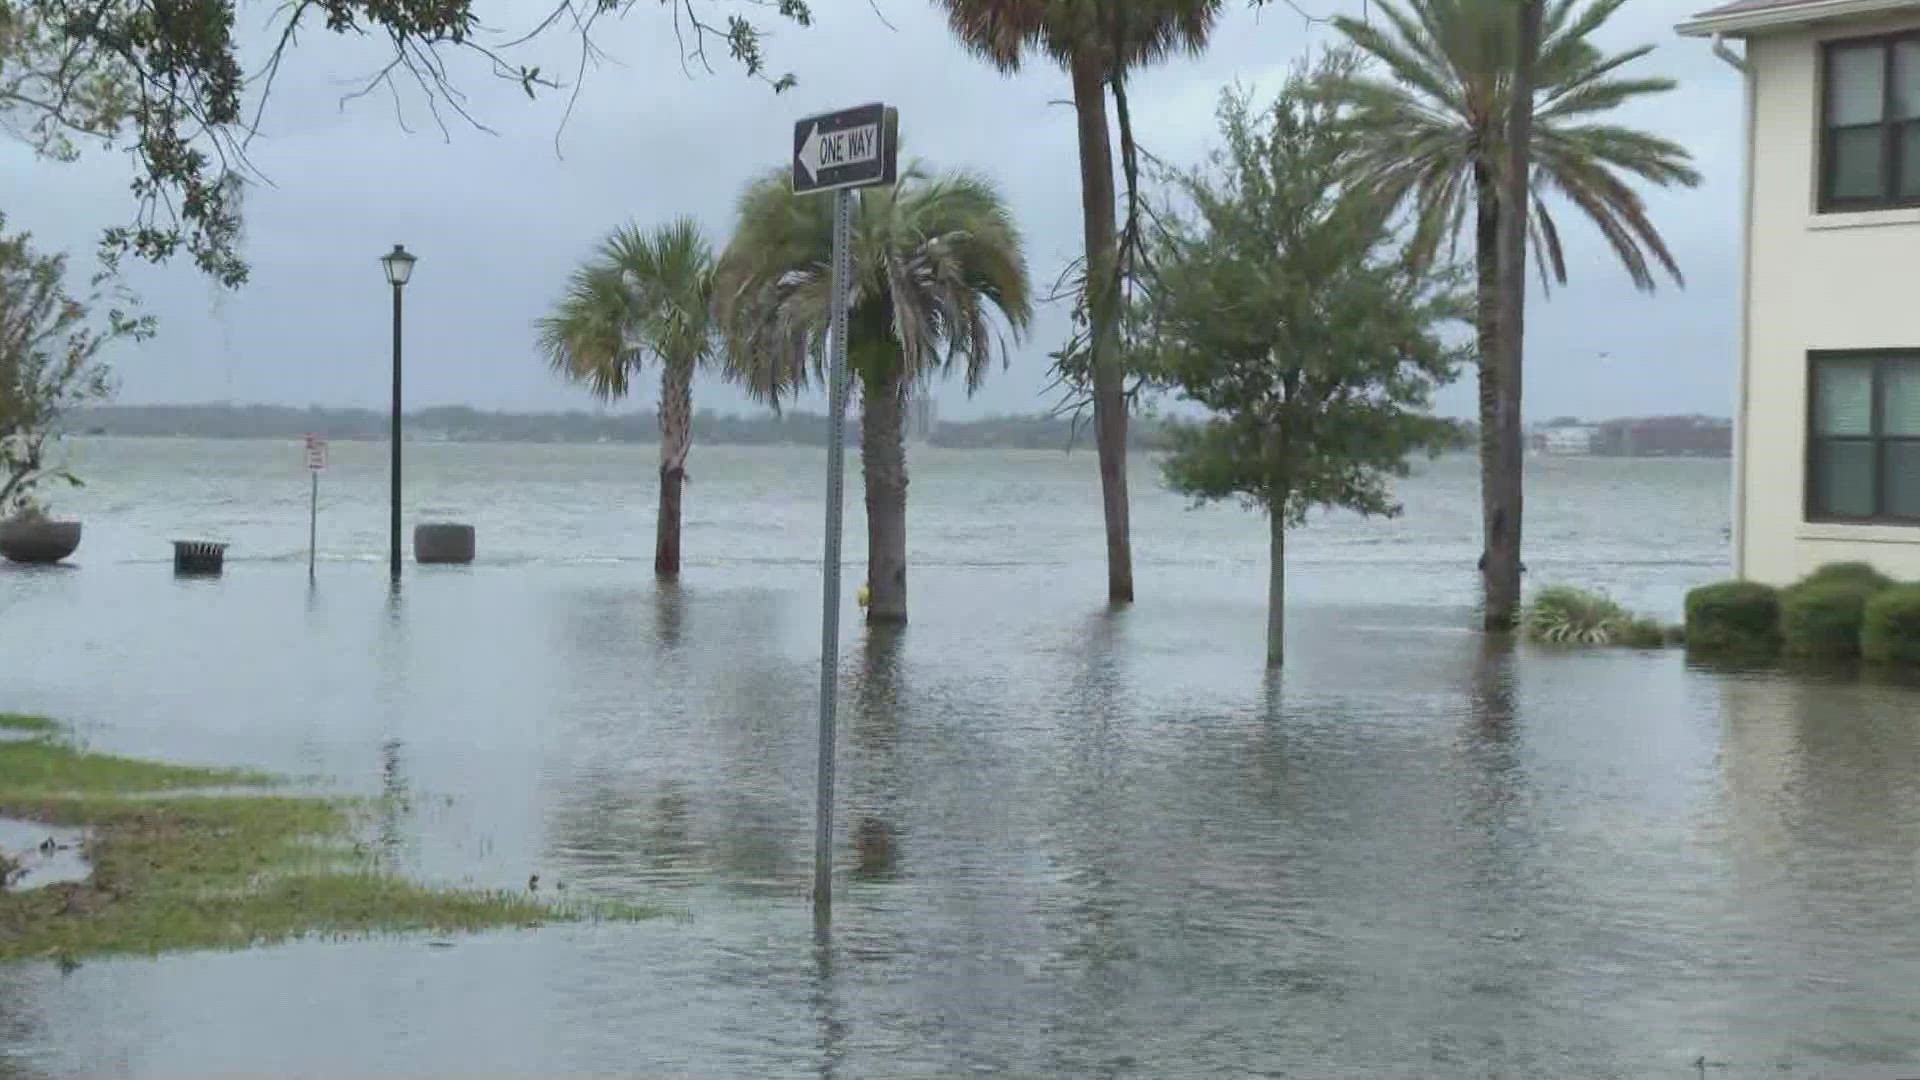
left=1523, top=585, right=1670, bottom=649
left=1, top=723, right=655, bottom=961
left=0, top=738, right=275, bottom=796
left=1524, top=586, right=1627, bottom=644
left=1618, top=616, right=1667, bottom=650
left=0, top=714, right=59, bottom=735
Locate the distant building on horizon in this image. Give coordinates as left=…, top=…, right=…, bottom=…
left=1531, top=424, right=1599, bottom=455
left=1592, top=415, right=1731, bottom=458
left=907, top=392, right=938, bottom=444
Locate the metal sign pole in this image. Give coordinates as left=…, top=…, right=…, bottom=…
left=305, top=434, right=326, bottom=584
left=308, top=470, right=319, bottom=584
left=793, top=99, right=896, bottom=923
left=814, top=186, right=854, bottom=919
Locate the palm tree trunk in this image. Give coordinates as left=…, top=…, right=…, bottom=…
left=1485, top=0, right=1542, bottom=631
left=655, top=357, right=693, bottom=578
left=1070, top=49, right=1134, bottom=606
left=1266, top=509, right=1286, bottom=668
left=1473, top=163, right=1502, bottom=596
left=861, top=371, right=908, bottom=625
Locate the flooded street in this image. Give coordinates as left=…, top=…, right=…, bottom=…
left=3, top=441, right=1917, bottom=1075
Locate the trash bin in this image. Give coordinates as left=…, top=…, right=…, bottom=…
left=172, top=540, right=228, bottom=576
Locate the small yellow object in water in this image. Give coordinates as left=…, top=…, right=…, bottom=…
left=856, top=584, right=871, bottom=608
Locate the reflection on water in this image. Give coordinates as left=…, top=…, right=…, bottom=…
left=375, top=738, right=408, bottom=866
left=4, top=446, right=1917, bottom=1076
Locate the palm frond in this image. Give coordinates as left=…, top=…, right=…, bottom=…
left=1327, top=0, right=1698, bottom=294
left=536, top=217, right=719, bottom=402
left=934, top=0, right=1222, bottom=76
left=715, top=161, right=1032, bottom=407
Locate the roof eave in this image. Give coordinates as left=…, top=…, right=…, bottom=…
left=1677, top=0, right=1920, bottom=35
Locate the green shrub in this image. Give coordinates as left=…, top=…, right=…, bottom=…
left=1781, top=581, right=1877, bottom=660
left=1662, top=624, right=1687, bottom=647
left=1618, top=616, right=1666, bottom=650
left=1796, top=561, right=1895, bottom=593
left=1524, top=585, right=1628, bottom=644
left=1862, top=585, right=1920, bottom=666
left=1685, top=581, right=1782, bottom=659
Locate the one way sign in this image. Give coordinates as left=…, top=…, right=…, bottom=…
left=792, top=103, right=898, bottom=196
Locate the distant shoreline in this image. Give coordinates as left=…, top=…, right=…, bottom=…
left=63, top=404, right=1728, bottom=457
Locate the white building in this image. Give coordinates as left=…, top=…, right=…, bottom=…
left=906, top=392, right=938, bottom=444
left=1681, top=0, right=1920, bottom=582
left=1538, top=425, right=1597, bottom=455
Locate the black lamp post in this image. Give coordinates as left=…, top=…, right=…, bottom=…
left=380, top=244, right=416, bottom=583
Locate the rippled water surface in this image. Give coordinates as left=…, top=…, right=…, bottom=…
left=4, top=440, right=1919, bottom=1077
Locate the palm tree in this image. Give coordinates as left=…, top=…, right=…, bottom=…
left=1329, top=0, right=1700, bottom=628
left=536, top=219, right=716, bottom=578
left=714, top=164, right=1032, bottom=624
left=935, top=0, right=1224, bottom=606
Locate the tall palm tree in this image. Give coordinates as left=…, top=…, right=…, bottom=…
left=1329, top=0, right=1700, bottom=628
left=935, top=0, right=1224, bottom=606
left=536, top=218, right=716, bottom=578
left=714, top=163, right=1032, bottom=624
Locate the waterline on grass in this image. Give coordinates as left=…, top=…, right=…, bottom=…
left=0, top=717, right=658, bottom=961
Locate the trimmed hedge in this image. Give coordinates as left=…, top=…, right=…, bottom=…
left=1685, top=581, right=1782, bottom=659
left=1798, top=561, right=1895, bottom=593
left=1781, top=581, right=1876, bottom=660
left=1862, top=585, right=1920, bottom=666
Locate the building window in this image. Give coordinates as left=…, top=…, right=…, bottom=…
left=1820, top=33, right=1920, bottom=211
left=1808, top=352, right=1920, bottom=522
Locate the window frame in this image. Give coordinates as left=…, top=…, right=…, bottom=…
left=1818, top=31, right=1920, bottom=213
left=1805, top=349, right=1920, bottom=525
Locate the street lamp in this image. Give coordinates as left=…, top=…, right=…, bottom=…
left=380, top=244, right=416, bottom=583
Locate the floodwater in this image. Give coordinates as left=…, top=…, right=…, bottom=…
left=3, top=439, right=1918, bottom=1076
left=0, top=822, right=88, bottom=892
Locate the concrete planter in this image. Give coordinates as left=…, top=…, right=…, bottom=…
left=414, top=523, right=475, bottom=565
left=0, top=518, right=81, bottom=564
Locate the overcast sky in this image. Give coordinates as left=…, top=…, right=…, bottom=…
left=4, top=0, right=1740, bottom=422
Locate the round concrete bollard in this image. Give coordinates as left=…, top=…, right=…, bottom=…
left=413, top=523, right=475, bottom=565
left=0, top=518, right=82, bottom=564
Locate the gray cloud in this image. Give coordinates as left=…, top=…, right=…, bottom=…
left=4, top=0, right=1739, bottom=421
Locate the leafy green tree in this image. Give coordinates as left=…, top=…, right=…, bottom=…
left=715, top=163, right=1032, bottom=624
left=0, top=213, right=152, bottom=516
left=1145, top=64, right=1467, bottom=666
left=1327, top=0, right=1698, bottom=628
left=1, top=0, right=811, bottom=286
left=935, top=0, right=1224, bottom=606
left=536, top=219, right=716, bottom=578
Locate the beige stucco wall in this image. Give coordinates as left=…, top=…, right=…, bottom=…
left=1743, top=19, right=1920, bottom=584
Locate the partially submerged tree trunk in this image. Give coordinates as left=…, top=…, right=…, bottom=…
left=1267, top=509, right=1286, bottom=668
left=861, top=371, right=908, bottom=624
left=1472, top=162, right=1502, bottom=593
left=1485, top=0, right=1542, bottom=631
left=655, top=357, right=694, bottom=578
left=1070, top=49, right=1134, bottom=606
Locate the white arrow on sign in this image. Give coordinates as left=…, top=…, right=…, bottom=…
left=795, top=121, right=881, bottom=184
